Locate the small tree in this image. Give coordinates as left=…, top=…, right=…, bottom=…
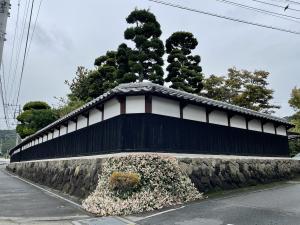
left=202, top=68, right=280, bottom=114
left=202, top=75, right=228, bottom=101
left=124, top=9, right=165, bottom=84
left=16, top=101, right=58, bottom=138
left=165, top=32, right=203, bottom=93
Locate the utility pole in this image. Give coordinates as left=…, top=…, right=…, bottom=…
left=0, top=0, right=10, bottom=66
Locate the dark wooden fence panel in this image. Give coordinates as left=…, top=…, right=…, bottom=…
left=10, top=114, right=289, bottom=162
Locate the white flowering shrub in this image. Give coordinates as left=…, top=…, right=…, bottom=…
left=82, top=154, right=202, bottom=216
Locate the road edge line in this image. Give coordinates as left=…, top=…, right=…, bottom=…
left=3, top=168, right=83, bottom=210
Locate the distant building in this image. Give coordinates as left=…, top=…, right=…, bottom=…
left=10, top=82, right=293, bottom=162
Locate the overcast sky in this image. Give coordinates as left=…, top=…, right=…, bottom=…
left=1, top=0, right=300, bottom=129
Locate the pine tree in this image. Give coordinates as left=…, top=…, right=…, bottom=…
left=124, top=9, right=165, bottom=84
left=165, top=32, right=203, bottom=93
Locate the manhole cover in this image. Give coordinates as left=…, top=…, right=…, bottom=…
left=73, top=217, right=132, bottom=225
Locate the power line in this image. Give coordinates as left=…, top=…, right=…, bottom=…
left=26, top=0, right=44, bottom=58
left=268, top=0, right=300, bottom=6
left=14, top=0, right=35, bottom=109
left=215, top=0, right=300, bottom=23
left=7, top=0, right=21, bottom=95
left=0, top=64, right=9, bottom=128
left=148, top=0, right=300, bottom=35
left=251, top=0, right=300, bottom=12
left=9, top=0, right=30, bottom=105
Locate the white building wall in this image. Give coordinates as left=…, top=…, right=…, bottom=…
left=35, top=139, right=39, bottom=145
left=276, top=125, right=287, bottom=136
left=42, top=135, right=47, bottom=142
left=53, top=129, right=60, bottom=138
left=77, top=115, right=88, bottom=130
left=104, top=98, right=120, bottom=120
left=89, top=109, right=102, bottom=125
left=47, top=132, right=53, bottom=140
left=126, top=95, right=145, bottom=114
left=183, top=104, right=206, bottom=122
left=248, top=119, right=262, bottom=132
left=209, top=110, right=228, bottom=126
left=230, top=115, right=247, bottom=129
left=39, top=137, right=43, bottom=143
left=68, top=121, right=77, bottom=133
left=263, top=122, right=275, bottom=134
left=152, top=96, right=180, bottom=118
left=60, top=126, right=67, bottom=136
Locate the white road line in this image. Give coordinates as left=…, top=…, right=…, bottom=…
left=4, top=169, right=83, bottom=209
left=141, top=206, right=186, bottom=220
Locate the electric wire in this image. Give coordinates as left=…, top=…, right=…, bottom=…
left=0, top=62, right=9, bottom=128
left=268, top=0, right=300, bottom=6
left=26, top=0, right=44, bottom=59
left=215, top=0, right=300, bottom=23
left=9, top=0, right=30, bottom=104
left=148, top=0, right=300, bottom=35
left=7, top=0, right=21, bottom=96
left=14, top=0, right=35, bottom=110
left=251, top=0, right=300, bottom=12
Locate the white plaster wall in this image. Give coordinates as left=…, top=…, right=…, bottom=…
left=276, top=125, right=287, bottom=136
left=230, top=115, right=247, bottom=129
left=89, top=109, right=102, bottom=125
left=60, top=126, right=67, bottom=136
left=53, top=129, right=60, bottom=138
left=104, top=98, right=120, bottom=120
left=35, top=139, right=39, bottom=145
left=209, top=110, right=228, bottom=126
left=47, top=132, right=53, bottom=140
left=68, top=121, right=77, bottom=133
left=263, top=122, right=275, bottom=134
left=183, top=104, right=206, bottom=122
left=152, top=96, right=180, bottom=118
left=31, top=140, right=34, bottom=146
left=39, top=137, right=43, bottom=143
left=77, top=115, right=88, bottom=130
left=42, top=135, right=47, bottom=142
left=126, top=95, right=145, bottom=114
left=248, top=119, right=262, bottom=132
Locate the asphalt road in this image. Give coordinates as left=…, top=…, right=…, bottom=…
left=2, top=162, right=300, bottom=225
left=136, top=181, right=300, bottom=225
left=0, top=165, right=90, bottom=225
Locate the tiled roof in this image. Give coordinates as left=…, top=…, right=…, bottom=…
left=10, top=82, right=292, bottom=154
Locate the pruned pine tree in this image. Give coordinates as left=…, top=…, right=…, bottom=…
left=124, top=9, right=165, bottom=85
left=165, top=32, right=203, bottom=94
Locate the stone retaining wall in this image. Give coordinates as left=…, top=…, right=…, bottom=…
left=179, top=158, right=300, bottom=192
left=6, top=155, right=300, bottom=199
left=7, top=158, right=104, bottom=199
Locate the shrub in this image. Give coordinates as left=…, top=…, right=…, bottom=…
left=109, top=171, right=141, bottom=192
left=82, top=154, right=202, bottom=216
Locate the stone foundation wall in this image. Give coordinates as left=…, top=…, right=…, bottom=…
left=179, top=158, right=300, bottom=192
left=6, top=158, right=104, bottom=199
left=6, top=155, right=300, bottom=199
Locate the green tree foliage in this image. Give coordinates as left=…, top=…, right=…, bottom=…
left=65, top=66, right=94, bottom=103
left=289, top=87, right=300, bottom=112
left=23, top=101, right=50, bottom=111
left=54, top=97, right=85, bottom=118
left=288, top=87, right=300, bottom=132
left=124, top=9, right=165, bottom=84
left=66, top=53, right=120, bottom=103
left=165, top=32, right=203, bottom=93
left=0, top=130, right=17, bottom=157
left=16, top=101, right=58, bottom=139
left=202, top=75, right=228, bottom=101
left=202, top=68, right=280, bottom=114
left=116, top=43, right=137, bottom=83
